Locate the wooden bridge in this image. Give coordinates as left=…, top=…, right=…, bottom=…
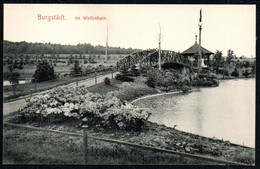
left=116, top=49, right=191, bottom=70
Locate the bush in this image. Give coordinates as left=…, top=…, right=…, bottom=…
left=193, top=78, right=219, bottom=87
left=115, top=74, right=134, bottom=82
left=231, top=70, right=239, bottom=77
left=242, top=69, right=251, bottom=78
left=104, top=77, right=111, bottom=85
left=128, top=66, right=140, bottom=77
left=217, top=68, right=229, bottom=76
left=180, top=85, right=191, bottom=93
left=146, top=68, right=179, bottom=90
left=145, top=77, right=156, bottom=88
left=18, top=86, right=152, bottom=131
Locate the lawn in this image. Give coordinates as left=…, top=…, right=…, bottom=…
left=86, top=78, right=122, bottom=95
left=3, top=117, right=254, bottom=165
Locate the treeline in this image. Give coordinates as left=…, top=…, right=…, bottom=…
left=3, top=40, right=139, bottom=55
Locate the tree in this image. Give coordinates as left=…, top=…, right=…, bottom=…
left=213, top=50, right=223, bottom=73
left=226, top=49, right=234, bottom=64
left=5, top=64, right=20, bottom=95
left=33, top=60, right=56, bottom=82
left=70, top=60, right=83, bottom=77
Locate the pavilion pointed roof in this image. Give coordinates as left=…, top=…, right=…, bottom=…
left=181, top=42, right=213, bottom=56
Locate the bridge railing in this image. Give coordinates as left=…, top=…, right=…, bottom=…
left=117, top=49, right=192, bottom=70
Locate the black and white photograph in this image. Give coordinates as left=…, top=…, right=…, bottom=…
left=3, top=4, right=256, bottom=165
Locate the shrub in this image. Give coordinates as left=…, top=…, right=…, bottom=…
left=231, top=70, right=239, bottom=77
left=18, top=86, right=152, bottom=131
left=242, top=69, right=251, bottom=78
left=145, top=77, right=156, bottom=88
left=128, top=65, right=140, bottom=77
left=217, top=68, right=229, bottom=76
left=146, top=68, right=179, bottom=90
left=104, top=77, right=111, bottom=85
left=180, top=85, right=191, bottom=93
left=193, top=78, right=218, bottom=87
left=234, top=149, right=255, bottom=164
left=115, top=74, right=134, bottom=82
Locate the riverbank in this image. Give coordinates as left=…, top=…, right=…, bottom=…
left=131, top=90, right=196, bottom=104
left=216, top=74, right=255, bottom=80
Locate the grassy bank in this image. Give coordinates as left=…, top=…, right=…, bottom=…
left=87, top=76, right=159, bottom=102
left=3, top=114, right=254, bottom=165
left=3, top=124, right=215, bottom=165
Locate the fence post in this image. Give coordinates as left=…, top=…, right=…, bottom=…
left=82, top=125, right=88, bottom=164
left=34, top=78, right=37, bottom=92
left=76, top=79, right=78, bottom=88
left=30, top=89, right=33, bottom=98
left=111, top=70, right=113, bottom=79
left=95, top=71, right=97, bottom=85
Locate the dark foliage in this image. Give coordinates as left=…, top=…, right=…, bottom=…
left=128, top=65, right=140, bottom=77
left=242, top=70, right=251, bottom=78
left=145, top=78, right=156, bottom=88
left=33, top=60, right=56, bottom=82
left=193, top=78, right=219, bottom=87
left=104, top=77, right=111, bottom=85
left=192, top=73, right=219, bottom=87
left=217, top=69, right=229, bottom=76
left=231, top=70, right=239, bottom=77
left=115, top=74, right=134, bottom=82
left=162, top=62, right=184, bottom=70
left=70, top=60, right=83, bottom=77
left=4, top=40, right=139, bottom=55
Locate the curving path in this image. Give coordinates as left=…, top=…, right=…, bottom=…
left=3, top=72, right=119, bottom=116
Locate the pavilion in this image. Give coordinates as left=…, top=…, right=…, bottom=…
left=181, top=38, right=214, bottom=68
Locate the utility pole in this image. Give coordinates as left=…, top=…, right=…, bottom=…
left=158, top=24, right=162, bottom=71
left=198, top=9, right=203, bottom=72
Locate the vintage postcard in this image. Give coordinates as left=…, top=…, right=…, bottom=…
left=3, top=4, right=256, bottom=165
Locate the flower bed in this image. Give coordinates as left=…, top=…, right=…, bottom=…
left=18, top=86, right=152, bottom=131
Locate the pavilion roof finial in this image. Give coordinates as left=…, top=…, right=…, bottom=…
left=195, top=34, right=197, bottom=44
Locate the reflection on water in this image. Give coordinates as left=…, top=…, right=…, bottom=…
left=134, top=78, right=255, bottom=148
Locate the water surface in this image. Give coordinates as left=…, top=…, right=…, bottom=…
left=134, top=78, right=255, bottom=147
left=3, top=80, right=30, bottom=86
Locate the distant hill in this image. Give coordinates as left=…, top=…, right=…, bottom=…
left=3, top=40, right=140, bottom=55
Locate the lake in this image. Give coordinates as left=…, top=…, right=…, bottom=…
left=133, top=78, right=255, bottom=148
left=3, top=80, right=30, bottom=86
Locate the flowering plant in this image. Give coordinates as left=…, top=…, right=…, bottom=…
left=19, top=86, right=152, bottom=130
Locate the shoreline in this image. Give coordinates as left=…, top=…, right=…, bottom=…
left=131, top=90, right=183, bottom=104
left=216, top=75, right=255, bottom=80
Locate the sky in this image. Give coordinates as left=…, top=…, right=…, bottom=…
left=4, top=4, right=255, bottom=57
